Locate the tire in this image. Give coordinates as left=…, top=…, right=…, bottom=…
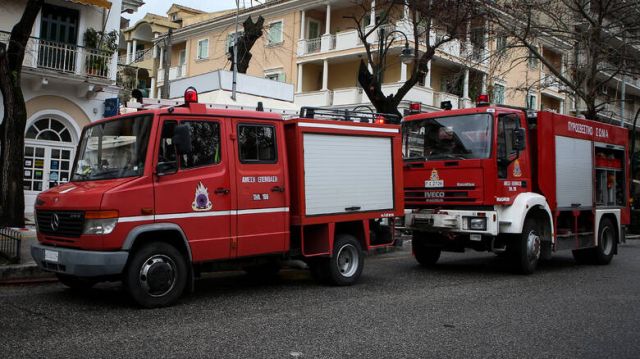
left=593, top=217, right=617, bottom=265
left=124, top=242, right=188, bottom=308
left=572, top=217, right=617, bottom=265
left=412, top=235, right=441, bottom=267
left=56, top=274, right=97, bottom=290
left=512, top=217, right=541, bottom=274
left=323, top=234, right=364, bottom=286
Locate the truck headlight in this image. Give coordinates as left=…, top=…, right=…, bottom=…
left=468, top=217, right=487, bottom=231
left=83, top=210, right=118, bottom=235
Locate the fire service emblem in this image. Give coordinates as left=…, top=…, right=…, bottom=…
left=425, top=169, right=444, bottom=188
left=192, top=182, right=213, bottom=211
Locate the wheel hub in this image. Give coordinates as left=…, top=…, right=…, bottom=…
left=601, top=226, right=613, bottom=255
left=527, top=231, right=541, bottom=262
left=139, top=255, right=176, bottom=297
left=336, top=244, right=359, bottom=278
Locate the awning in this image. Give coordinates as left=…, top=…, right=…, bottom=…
left=66, top=0, right=112, bottom=9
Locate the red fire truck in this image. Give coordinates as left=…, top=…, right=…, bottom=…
left=403, top=98, right=630, bottom=274
left=30, top=88, right=403, bottom=307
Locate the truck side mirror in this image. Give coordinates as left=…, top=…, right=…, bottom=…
left=156, top=161, right=178, bottom=176
left=172, top=124, right=192, bottom=154
left=513, top=128, right=526, bottom=151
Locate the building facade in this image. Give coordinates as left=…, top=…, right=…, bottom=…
left=0, top=0, right=136, bottom=214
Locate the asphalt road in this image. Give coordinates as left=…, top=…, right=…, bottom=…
left=2, top=241, right=640, bottom=359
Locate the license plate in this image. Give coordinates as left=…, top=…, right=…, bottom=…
left=44, top=249, right=59, bottom=263
left=470, top=234, right=482, bottom=242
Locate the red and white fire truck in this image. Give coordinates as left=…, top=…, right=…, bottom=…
left=403, top=98, right=630, bottom=273
left=31, top=88, right=403, bottom=307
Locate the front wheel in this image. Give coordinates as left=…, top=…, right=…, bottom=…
left=594, top=217, right=617, bottom=265
left=124, top=242, right=188, bottom=308
left=512, top=218, right=541, bottom=274
left=412, top=236, right=441, bottom=267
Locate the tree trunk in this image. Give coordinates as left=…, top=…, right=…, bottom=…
left=0, top=51, right=27, bottom=227
left=229, top=16, right=265, bottom=74
left=357, top=60, right=402, bottom=120
left=0, top=0, right=44, bottom=227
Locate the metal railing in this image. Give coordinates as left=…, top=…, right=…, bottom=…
left=306, top=37, right=321, bottom=54
left=0, top=228, right=21, bottom=264
left=0, top=30, right=114, bottom=79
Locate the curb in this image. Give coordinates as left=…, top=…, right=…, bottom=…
left=0, top=263, right=55, bottom=284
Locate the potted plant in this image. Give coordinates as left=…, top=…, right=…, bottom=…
left=83, top=28, right=118, bottom=77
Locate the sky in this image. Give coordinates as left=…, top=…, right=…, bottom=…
left=123, top=0, right=241, bottom=24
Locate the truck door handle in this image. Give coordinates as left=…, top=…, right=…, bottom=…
left=214, top=187, right=230, bottom=195
left=271, top=186, right=285, bottom=193
left=345, top=206, right=361, bottom=211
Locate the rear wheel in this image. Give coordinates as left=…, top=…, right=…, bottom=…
left=512, top=217, right=541, bottom=274
left=310, top=234, right=364, bottom=286
left=412, top=235, right=441, bottom=267
left=56, top=274, right=97, bottom=290
left=124, top=242, right=188, bottom=308
left=572, top=217, right=617, bottom=265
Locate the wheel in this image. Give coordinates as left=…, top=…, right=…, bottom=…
left=244, top=261, right=281, bottom=278
left=317, top=234, right=364, bottom=286
left=572, top=217, right=617, bottom=265
left=512, top=217, right=541, bottom=274
left=124, top=242, right=188, bottom=308
left=593, top=217, right=616, bottom=265
left=56, top=274, right=97, bottom=290
left=412, top=235, right=441, bottom=267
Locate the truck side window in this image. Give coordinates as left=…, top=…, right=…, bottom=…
left=497, top=114, right=519, bottom=178
left=158, top=121, right=178, bottom=171
left=181, top=121, right=221, bottom=169
left=238, top=124, right=277, bottom=163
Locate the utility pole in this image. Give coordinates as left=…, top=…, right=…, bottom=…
left=162, top=28, right=173, bottom=99
left=232, top=0, right=239, bottom=101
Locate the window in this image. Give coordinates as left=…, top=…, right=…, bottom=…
left=181, top=121, right=221, bottom=169
left=238, top=124, right=277, bottom=163
left=527, top=93, right=537, bottom=109
left=26, top=118, right=73, bottom=142
left=496, top=35, right=507, bottom=51
left=528, top=49, right=538, bottom=69
left=497, top=114, right=520, bottom=178
left=197, top=39, right=209, bottom=60
left=493, top=84, right=505, bottom=105
left=226, top=31, right=243, bottom=53
left=265, top=71, right=285, bottom=82
left=267, top=21, right=283, bottom=45
left=157, top=120, right=221, bottom=173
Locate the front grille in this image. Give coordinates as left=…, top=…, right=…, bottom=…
left=405, top=187, right=477, bottom=204
left=36, top=211, right=85, bottom=238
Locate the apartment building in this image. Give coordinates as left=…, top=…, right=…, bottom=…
left=149, top=0, right=575, bottom=116
left=0, top=0, right=138, bottom=213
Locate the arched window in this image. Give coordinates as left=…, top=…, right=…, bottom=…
left=25, top=118, right=73, bottom=143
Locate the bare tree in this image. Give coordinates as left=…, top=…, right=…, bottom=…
left=484, top=0, right=640, bottom=120
left=345, top=0, right=481, bottom=118
left=0, top=0, right=44, bottom=227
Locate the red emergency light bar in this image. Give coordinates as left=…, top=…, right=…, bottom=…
left=476, top=94, right=490, bottom=107
left=185, top=87, right=198, bottom=103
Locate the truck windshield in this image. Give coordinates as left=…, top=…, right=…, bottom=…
left=402, top=113, right=492, bottom=161
left=72, top=115, right=153, bottom=181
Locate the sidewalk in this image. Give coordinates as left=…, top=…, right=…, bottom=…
left=0, top=227, right=54, bottom=283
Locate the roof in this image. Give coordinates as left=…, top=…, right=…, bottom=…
left=167, top=4, right=207, bottom=15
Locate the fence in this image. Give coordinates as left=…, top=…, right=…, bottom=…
left=0, top=228, right=21, bottom=264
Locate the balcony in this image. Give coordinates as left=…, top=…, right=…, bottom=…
left=295, top=85, right=462, bottom=110
left=0, top=31, right=115, bottom=81
left=157, top=65, right=186, bottom=83
left=118, top=49, right=153, bottom=65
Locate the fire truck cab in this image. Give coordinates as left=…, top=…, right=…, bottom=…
left=403, top=102, right=630, bottom=274
left=31, top=89, right=403, bottom=307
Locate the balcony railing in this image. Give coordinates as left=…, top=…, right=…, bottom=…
left=157, top=64, right=187, bottom=83
left=119, top=49, right=154, bottom=65
left=0, top=31, right=115, bottom=79
left=306, top=38, right=322, bottom=54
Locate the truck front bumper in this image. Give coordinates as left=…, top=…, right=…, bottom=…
left=31, top=243, right=128, bottom=278
left=407, top=209, right=499, bottom=236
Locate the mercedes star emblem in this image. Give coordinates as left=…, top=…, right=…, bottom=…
left=51, top=213, right=60, bottom=231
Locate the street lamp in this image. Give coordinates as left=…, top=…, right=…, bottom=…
left=376, top=27, right=415, bottom=84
